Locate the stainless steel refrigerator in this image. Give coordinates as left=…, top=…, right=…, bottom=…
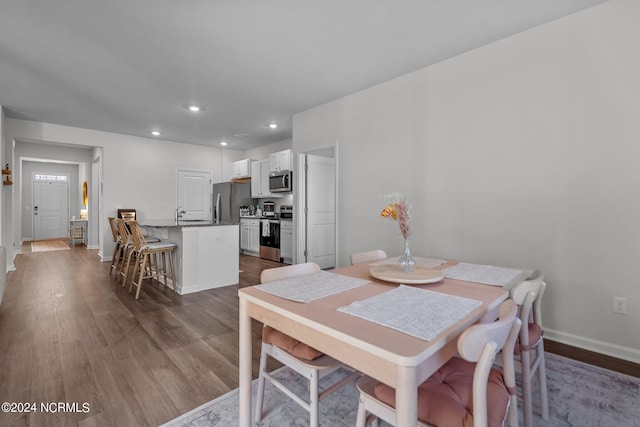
left=212, top=182, right=255, bottom=224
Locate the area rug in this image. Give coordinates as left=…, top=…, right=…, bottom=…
left=30, top=239, right=70, bottom=252
left=162, top=352, right=640, bottom=427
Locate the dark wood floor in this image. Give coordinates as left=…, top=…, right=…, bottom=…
left=0, top=243, right=637, bottom=426
left=0, top=244, right=284, bottom=426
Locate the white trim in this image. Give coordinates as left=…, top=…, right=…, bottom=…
left=544, top=328, right=640, bottom=365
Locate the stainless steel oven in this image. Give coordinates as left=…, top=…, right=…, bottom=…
left=259, top=219, right=280, bottom=262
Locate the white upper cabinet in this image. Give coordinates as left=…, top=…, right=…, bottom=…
left=251, top=160, right=281, bottom=198
left=232, top=159, right=253, bottom=179
left=250, top=161, right=261, bottom=197
left=269, top=149, right=292, bottom=173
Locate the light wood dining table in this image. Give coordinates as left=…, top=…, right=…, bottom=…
left=238, top=259, right=531, bottom=427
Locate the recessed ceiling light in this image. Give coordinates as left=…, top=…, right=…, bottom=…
left=268, top=123, right=278, bottom=129
left=184, top=104, right=204, bottom=113
left=150, top=130, right=162, bottom=137
left=220, top=141, right=228, bottom=146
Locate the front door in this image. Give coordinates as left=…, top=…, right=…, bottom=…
left=33, top=180, right=69, bottom=240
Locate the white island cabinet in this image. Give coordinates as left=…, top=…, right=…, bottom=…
left=141, top=221, right=239, bottom=294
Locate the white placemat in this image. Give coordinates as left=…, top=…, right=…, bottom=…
left=442, top=262, right=522, bottom=287
left=369, top=256, right=446, bottom=268
left=255, top=271, right=371, bottom=303
left=337, top=285, right=482, bottom=341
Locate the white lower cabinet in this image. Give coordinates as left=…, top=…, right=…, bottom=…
left=240, top=218, right=260, bottom=255
left=280, top=220, right=293, bottom=263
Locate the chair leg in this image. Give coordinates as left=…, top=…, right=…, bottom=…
left=520, top=349, right=533, bottom=427
left=159, top=251, right=168, bottom=287
left=121, top=248, right=133, bottom=287
left=167, top=250, right=176, bottom=292
left=116, top=245, right=127, bottom=281
left=537, top=342, right=550, bottom=420
left=254, top=345, right=268, bottom=422
left=356, top=394, right=368, bottom=427
left=129, top=253, right=140, bottom=293
left=310, top=370, right=319, bottom=427
left=110, top=242, right=120, bottom=277
left=134, top=253, right=148, bottom=300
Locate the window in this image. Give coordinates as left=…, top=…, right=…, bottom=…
left=34, top=174, right=68, bottom=181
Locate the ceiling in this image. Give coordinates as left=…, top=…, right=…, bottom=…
left=0, top=0, right=605, bottom=151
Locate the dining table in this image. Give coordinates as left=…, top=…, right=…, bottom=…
left=238, top=257, right=533, bottom=427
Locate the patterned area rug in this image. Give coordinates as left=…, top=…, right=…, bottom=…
left=162, top=352, right=640, bottom=427
left=31, top=239, right=70, bottom=252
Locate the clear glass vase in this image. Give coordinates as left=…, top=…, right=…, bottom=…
left=398, top=238, right=416, bottom=272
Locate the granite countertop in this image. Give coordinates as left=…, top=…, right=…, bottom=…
left=140, top=219, right=238, bottom=227
left=240, top=215, right=292, bottom=220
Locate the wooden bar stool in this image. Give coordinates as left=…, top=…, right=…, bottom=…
left=108, top=217, right=122, bottom=277
left=116, top=218, right=136, bottom=287
left=127, top=220, right=177, bottom=299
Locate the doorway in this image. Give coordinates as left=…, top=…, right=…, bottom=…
left=296, top=147, right=337, bottom=269
left=33, top=176, right=69, bottom=240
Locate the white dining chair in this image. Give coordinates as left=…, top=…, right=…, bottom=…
left=255, top=262, right=360, bottom=427
left=351, top=249, right=387, bottom=265
left=495, top=273, right=549, bottom=427
left=355, top=299, right=521, bottom=427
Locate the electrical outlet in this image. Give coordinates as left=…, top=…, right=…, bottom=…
left=613, top=296, right=627, bottom=315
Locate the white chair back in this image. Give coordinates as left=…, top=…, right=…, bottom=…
left=350, top=250, right=387, bottom=265
left=260, top=262, right=320, bottom=283
left=506, top=275, right=549, bottom=427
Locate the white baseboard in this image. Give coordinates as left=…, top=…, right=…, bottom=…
left=86, top=245, right=99, bottom=250
left=545, top=328, right=640, bottom=365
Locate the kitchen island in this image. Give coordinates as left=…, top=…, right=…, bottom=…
left=140, top=220, right=239, bottom=295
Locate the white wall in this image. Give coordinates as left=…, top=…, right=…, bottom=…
left=0, top=106, right=14, bottom=274
left=293, top=0, right=640, bottom=362
left=0, top=106, right=8, bottom=302
left=5, top=119, right=224, bottom=260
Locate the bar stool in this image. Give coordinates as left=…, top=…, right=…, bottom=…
left=108, top=217, right=122, bottom=277
left=127, top=220, right=177, bottom=299
left=116, top=218, right=136, bottom=287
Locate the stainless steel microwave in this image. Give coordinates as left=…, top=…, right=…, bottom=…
left=269, top=170, right=292, bottom=193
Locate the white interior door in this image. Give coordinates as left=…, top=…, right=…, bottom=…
left=177, top=169, right=212, bottom=221
left=306, top=154, right=336, bottom=269
left=33, top=180, right=69, bottom=240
